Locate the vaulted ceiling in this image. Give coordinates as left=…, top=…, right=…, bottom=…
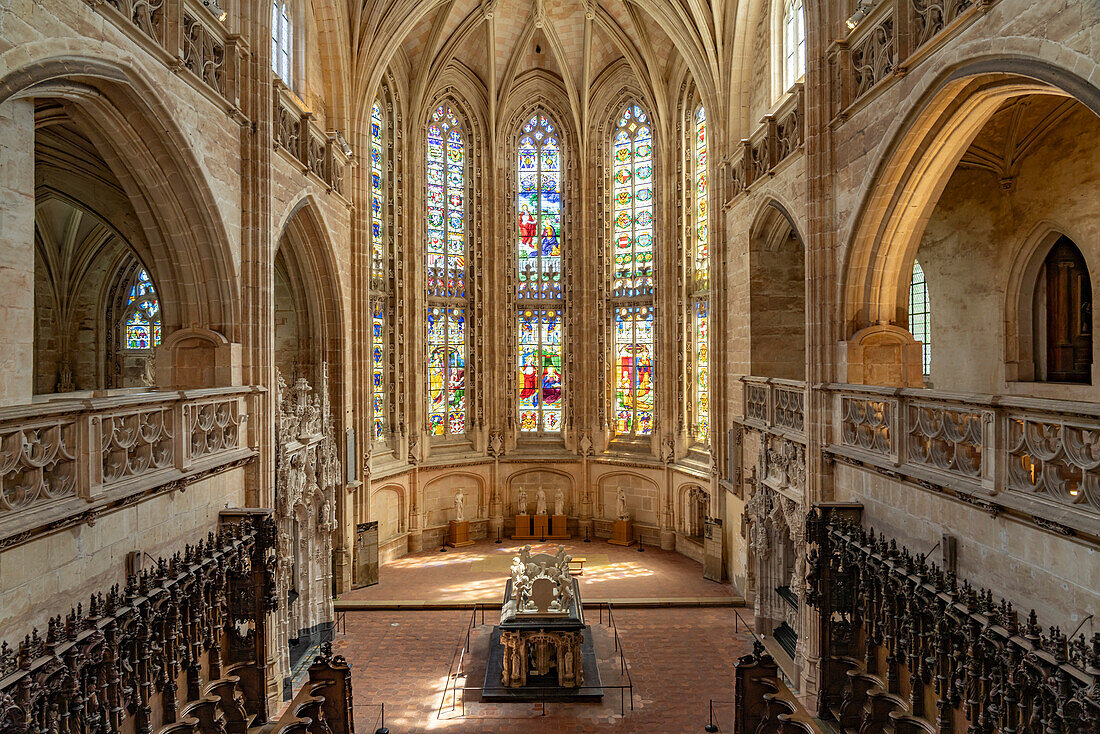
left=340, top=0, right=773, bottom=146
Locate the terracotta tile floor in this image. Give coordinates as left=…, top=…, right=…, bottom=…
left=336, top=607, right=756, bottom=733
left=337, top=538, right=738, bottom=604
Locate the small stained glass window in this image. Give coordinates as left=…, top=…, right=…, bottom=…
left=123, top=269, right=162, bottom=351
left=909, top=260, right=931, bottom=376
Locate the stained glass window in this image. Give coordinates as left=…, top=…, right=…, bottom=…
left=370, top=101, right=385, bottom=287
left=909, top=260, right=930, bottom=376
left=694, top=106, right=709, bottom=290
left=694, top=300, right=709, bottom=443
left=612, top=105, right=654, bottom=299
left=123, top=269, right=161, bottom=351
left=372, top=298, right=386, bottom=440
left=516, top=113, right=563, bottom=433
left=783, top=0, right=806, bottom=90
left=693, top=105, right=710, bottom=444
left=426, top=103, right=467, bottom=436
left=610, top=104, right=655, bottom=438
left=271, top=0, right=292, bottom=85
left=427, top=307, right=466, bottom=436
left=614, top=305, right=654, bottom=436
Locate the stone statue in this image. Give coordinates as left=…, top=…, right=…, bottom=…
left=535, top=487, right=547, bottom=516
left=517, top=488, right=528, bottom=515
left=454, top=488, right=466, bottom=522
left=554, top=487, right=565, bottom=516
left=616, top=487, right=628, bottom=520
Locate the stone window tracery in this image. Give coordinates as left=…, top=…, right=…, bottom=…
left=611, top=104, right=655, bottom=437
left=909, top=260, right=930, bottom=376
left=119, top=267, right=162, bottom=353
left=516, top=112, right=563, bottom=433
left=783, top=0, right=806, bottom=91
left=426, top=103, right=468, bottom=437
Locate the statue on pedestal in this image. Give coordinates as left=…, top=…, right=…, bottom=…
left=454, top=488, right=466, bottom=522
left=517, top=488, right=528, bottom=515
left=554, top=487, right=565, bottom=516
left=535, top=487, right=547, bottom=516
left=616, top=487, right=629, bottom=520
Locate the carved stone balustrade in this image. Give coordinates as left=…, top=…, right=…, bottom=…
left=805, top=510, right=1100, bottom=731
left=827, top=0, right=998, bottom=117
left=825, top=383, right=1100, bottom=538
left=740, top=377, right=807, bottom=441
left=84, top=0, right=248, bottom=115
left=0, top=511, right=278, bottom=734
left=0, top=387, right=259, bottom=550
left=273, top=83, right=352, bottom=197
left=726, top=85, right=803, bottom=202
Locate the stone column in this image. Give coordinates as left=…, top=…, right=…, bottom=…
left=0, top=98, right=35, bottom=406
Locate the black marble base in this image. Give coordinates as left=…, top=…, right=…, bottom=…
left=481, top=626, right=603, bottom=702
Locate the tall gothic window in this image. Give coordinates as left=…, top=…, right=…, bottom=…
left=517, top=113, right=563, bottom=433
left=611, top=104, right=655, bottom=437
left=909, top=260, right=930, bottom=376
left=121, top=268, right=162, bottom=352
left=426, top=104, right=467, bottom=436
left=271, top=0, right=292, bottom=85
left=369, top=100, right=387, bottom=441
left=692, top=106, right=710, bottom=444
left=783, top=0, right=806, bottom=90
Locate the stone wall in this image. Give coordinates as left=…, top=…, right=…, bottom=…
left=0, top=468, right=247, bottom=637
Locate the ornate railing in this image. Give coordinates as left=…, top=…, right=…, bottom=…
left=0, top=387, right=257, bottom=549
left=826, top=383, right=1100, bottom=537
left=728, top=85, right=804, bottom=200
left=0, top=511, right=278, bottom=733
left=86, top=0, right=247, bottom=114
left=829, top=0, right=998, bottom=115
left=740, top=377, right=807, bottom=440
left=274, top=84, right=351, bottom=196
left=806, top=510, right=1100, bottom=731
left=271, top=645, right=355, bottom=734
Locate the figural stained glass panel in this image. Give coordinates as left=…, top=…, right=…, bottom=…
left=516, top=113, right=563, bottom=433
left=125, top=269, right=161, bottom=350
left=612, top=105, right=654, bottom=298
left=372, top=298, right=385, bottom=440
left=370, top=101, right=385, bottom=286
left=614, top=305, right=654, bottom=436
left=694, top=300, right=709, bottom=443
left=427, top=307, right=466, bottom=436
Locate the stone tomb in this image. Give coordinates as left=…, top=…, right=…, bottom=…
left=482, top=546, right=602, bottom=702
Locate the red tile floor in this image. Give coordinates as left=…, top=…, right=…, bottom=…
left=335, top=606, right=756, bottom=733
left=337, top=538, right=740, bottom=604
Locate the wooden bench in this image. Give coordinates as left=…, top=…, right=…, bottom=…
left=569, top=557, right=586, bottom=576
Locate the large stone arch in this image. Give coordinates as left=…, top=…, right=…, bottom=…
left=839, top=57, right=1100, bottom=383
left=0, top=51, right=242, bottom=341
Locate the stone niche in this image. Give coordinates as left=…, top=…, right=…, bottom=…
left=598, top=473, right=658, bottom=525
left=422, top=471, right=485, bottom=526
left=508, top=470, right=573, bottom=516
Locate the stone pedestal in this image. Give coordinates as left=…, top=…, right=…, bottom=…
left=608, top=518, right=635, bottom=546
left=447, top=520, right=474, bottom=547
left=548, top=515, right=569, bottom=539
left=512, top=514, right=535, bottom=539
left=532, top=514, right=549, bottom=539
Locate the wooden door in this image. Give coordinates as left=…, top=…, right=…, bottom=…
left=1046, top=237, right=1092, bottom=383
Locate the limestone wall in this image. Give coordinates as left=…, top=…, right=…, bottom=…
left=834, top=462, right=1098, bottom=629
left=0, top=468, right=246, bottom=637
